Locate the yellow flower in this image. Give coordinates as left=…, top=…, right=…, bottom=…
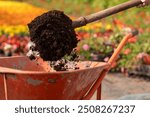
left=9, top=32, right=14, bottom=37
left=94, top=22, right=102, bottom=28
left=0, top=25, right=28, bottom=35
left=0, top=31, right=2, bottom=36
left=105, top=24, right=112, bottom=30
left=84, top=25, right=90, bottom=31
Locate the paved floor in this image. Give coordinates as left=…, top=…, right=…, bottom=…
left=91, top=73, right=150, bottom=100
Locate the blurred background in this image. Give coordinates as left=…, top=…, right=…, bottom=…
left=0, top=0, right=150, bottom=99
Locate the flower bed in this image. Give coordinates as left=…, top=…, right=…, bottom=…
left=0, top=1, right=46, bottom=56
left=0, top=35, right=30, bottom=56
left=77, top=20, right=150, bottom=72
left=0, top=1, right=46, bottom=25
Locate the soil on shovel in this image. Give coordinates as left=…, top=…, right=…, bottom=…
left=27, top=10, right=90, bottom=71
left=28, top=10, right=78, bottom=61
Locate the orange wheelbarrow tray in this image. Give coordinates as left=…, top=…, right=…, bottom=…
left=0, top=32, right=137, bottom=100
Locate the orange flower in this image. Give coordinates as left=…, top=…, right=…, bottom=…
left=123, top=48, right=131, bottom=55
left=113, top=19, right=125, bottom=28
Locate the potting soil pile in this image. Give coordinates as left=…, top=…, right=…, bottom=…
left=28, top=10, right=78, bottom=61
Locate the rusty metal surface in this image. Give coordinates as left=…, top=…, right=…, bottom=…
left=0, top=74, right=5, bottom=99
left=0, top=56, right=109, bottom=100
left=0, top=56, right=45, bottom=72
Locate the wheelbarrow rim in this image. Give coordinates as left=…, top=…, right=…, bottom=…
left=0, top=56, right=109, bottom=75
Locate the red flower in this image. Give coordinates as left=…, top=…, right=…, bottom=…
left=0, top=35, right=7, bottom=43
left=143, top=54, right=150, bottom=65
left=128, top=37, right=137, bottom=43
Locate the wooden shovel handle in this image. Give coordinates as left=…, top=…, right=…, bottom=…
left=72, top=0, right=142, bottom=28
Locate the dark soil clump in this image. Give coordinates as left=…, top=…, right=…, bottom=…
left=28, top=10, right=78, bottom=61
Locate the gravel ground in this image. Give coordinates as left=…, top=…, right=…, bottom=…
left=91, top=73, right=150, bottom=100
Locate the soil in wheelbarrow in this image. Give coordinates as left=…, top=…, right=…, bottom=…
left=49, top=50, right=80, bottom=71
left=28, top=10, right=78, bottom=61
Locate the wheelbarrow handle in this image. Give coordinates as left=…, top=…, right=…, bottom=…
left=0, top=66, right=42, bottom=74
left=0, top=66, right=24, bottom=74
left=72, top=0, right=142, bottom=28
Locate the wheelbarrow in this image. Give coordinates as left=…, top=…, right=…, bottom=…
left=0, top=0, right=142, bottom=100
left=0, top=31, right=138, bottom=100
